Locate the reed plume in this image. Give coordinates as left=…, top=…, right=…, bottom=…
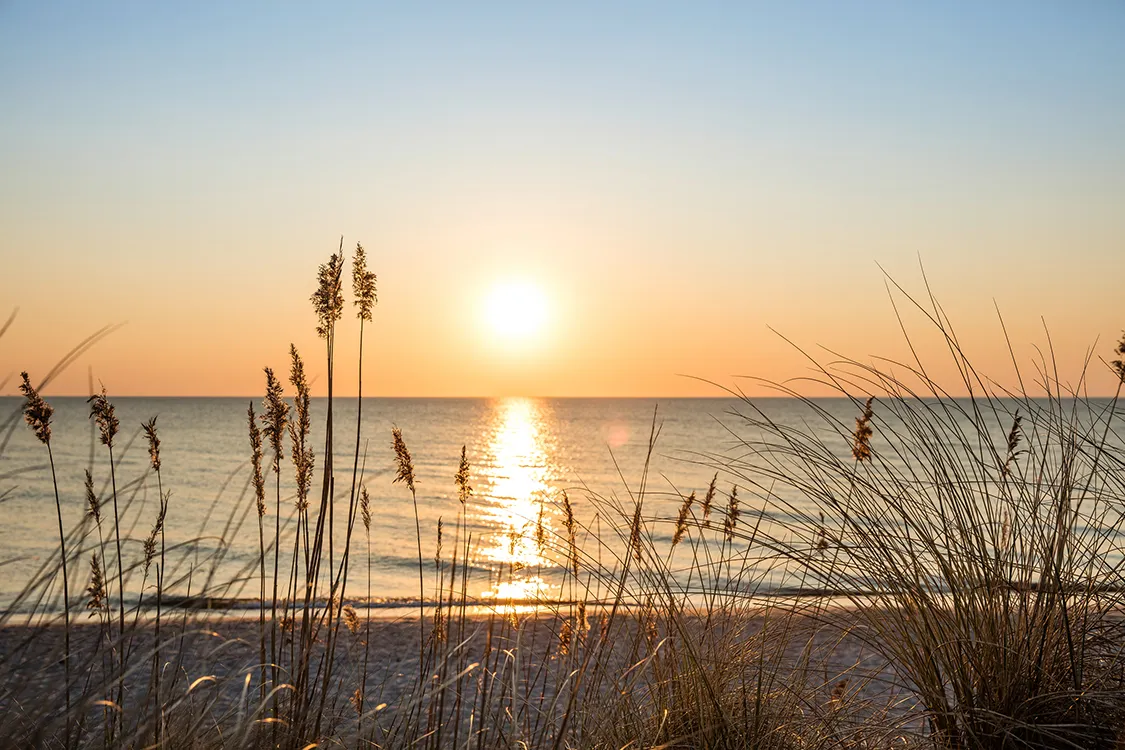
left=86, top=554, right=107, bottom=615
left=562, top=491, right=579, bottom=579
left=535, top=504, right=546, bottom=553
left=851, top=396, right=875, bottom=462
left=88, top=386, right=119, bottom=448
left=630, top=502, right=644, bottom=564
left=142, top=416, right=161, bottom=472
left=672, top=491, right=694, bottom=548
left=1113, top=332, right=1125, bottom=382
left=19, top=372, right=71, bottom=745
left=19, top=372, right=52, bottom=444
left=350, top=689, right=363, bottom=717
left=702, top=473, right=718, bottom=521
left=248, top=403, right=266, bottom=518
left=360, top=484, right=372, bottom=533
left=435, top=517, right=444, bottom=568
left=353, top=241, right=377, bottom=322
left=312, top=251, right=345, bottom=339
left=342, top=605, right=361, bottom=635
left=455, top=446, right=472, bottom=504
left=288, top=345, right=314, bottom=511
left=262, top=368, right=289, bottom=473
left=84, top=470, right=100, bottom=523
left=392, top=427, right=416, bottom=493
left=1001, top=411, right=1024, bottom=477
left=143, top=514, right=162, bottom=573
left=723, top=485, right=740, bottom=542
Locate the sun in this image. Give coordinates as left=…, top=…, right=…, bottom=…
left=483, top=280, right=549, bottom=341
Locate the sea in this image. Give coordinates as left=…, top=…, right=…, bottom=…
left=0, top=396, right=1115, bottom=615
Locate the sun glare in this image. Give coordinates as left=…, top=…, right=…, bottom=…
left=483, top=281, right=548, bottom=341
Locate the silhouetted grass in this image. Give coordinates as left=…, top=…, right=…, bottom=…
left=1, top=268, right=1123, bottom=750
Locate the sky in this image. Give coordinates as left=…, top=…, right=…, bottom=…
left=1, top=2, right=1123, bottom=397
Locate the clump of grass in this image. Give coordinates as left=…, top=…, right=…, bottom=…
left=719, top=284, right=1125, bottom=748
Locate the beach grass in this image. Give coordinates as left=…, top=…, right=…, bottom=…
left=2, top=256, right=1124, bottom=749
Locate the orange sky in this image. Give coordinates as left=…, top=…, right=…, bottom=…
left=2, top=5, right=1123, bottom=398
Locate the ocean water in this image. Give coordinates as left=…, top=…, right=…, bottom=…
left=0, top=396, right=1117, bottom=613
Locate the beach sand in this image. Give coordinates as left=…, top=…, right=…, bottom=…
left=0, top=607, right=914, bottom=745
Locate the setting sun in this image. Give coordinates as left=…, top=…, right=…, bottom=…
left=482, top=280, right=549, bottom=341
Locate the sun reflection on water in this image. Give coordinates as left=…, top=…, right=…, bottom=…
left=476, top=398, right=558, bottom=604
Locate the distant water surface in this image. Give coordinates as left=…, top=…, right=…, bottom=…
left=0, top=396, right=1114, bottom=613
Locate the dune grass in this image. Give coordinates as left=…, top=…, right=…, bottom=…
left=1, top=256, right=1124, bottom=749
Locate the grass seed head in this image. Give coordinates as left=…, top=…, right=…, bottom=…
left=392, top=426, right=416, bottom=494
left=360, top=484, right=372, bottom=533
left=1113, top=331, right=1125, bottom=382
left=86, top=554, right=107, bottom=615
left=88, top=386, right=119, bottom=448
left=84, top=469, right=100, bottom=523
left=352, top=242, right=377, bottom=322
left=247, top=402, right=266, bottom=517
left=672, top=491, right=695, bottom=548
left=312, top=249, right=345, bottom=339
left=343, top=605, right=361, bottom=635
left=455, top=445, right=472, bottom=504
left=536, top=504, right=546, bottom=552
left=723, top=485, right=740, bottom=542
left=141, top=416, right=161, bottom=472
left=287, top=344, right=314, bottom=510
left=1002, top=411, right=1024, bottom=477
left=18, top=372, right=53, bottom=445
left=435, top=517, right=443, bottom=567
left=562, top=491, right=579, bottom=578
left=852, top=396, right=875, bottom=462
left=630, top=502, right=644, bottom=563
left=262, top=367, right=289, bottom=473
left=702, top=473, right=718, bottom=520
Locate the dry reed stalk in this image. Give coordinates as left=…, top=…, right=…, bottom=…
left=247, top=401, right=268, bottom=709
left=262, top=366, right=289, bottom=713
left=285, top=343, right=313, bottom=679
left=19, top=372, right=71, bottom=748
left=359, top=482, right=372, bottom=735
left=141, top=415, right=167, bottom=743
left=392, top=426, right=425, bottom=665
left=319, top=243, right=377, bottom=738
left=451, top=447, right=472, bottom=750
left=87, top=385, right=125, bottom=738
left=297, top=244, right=343, bottom=741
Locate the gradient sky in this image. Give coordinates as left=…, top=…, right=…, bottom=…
left=2, top=2, right=1123, bottom=397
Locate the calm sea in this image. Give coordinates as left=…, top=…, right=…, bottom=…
left=1, top=396, right=1110, bottom=613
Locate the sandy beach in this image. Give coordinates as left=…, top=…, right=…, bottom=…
left=0, top=605, right=913, bottom=745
